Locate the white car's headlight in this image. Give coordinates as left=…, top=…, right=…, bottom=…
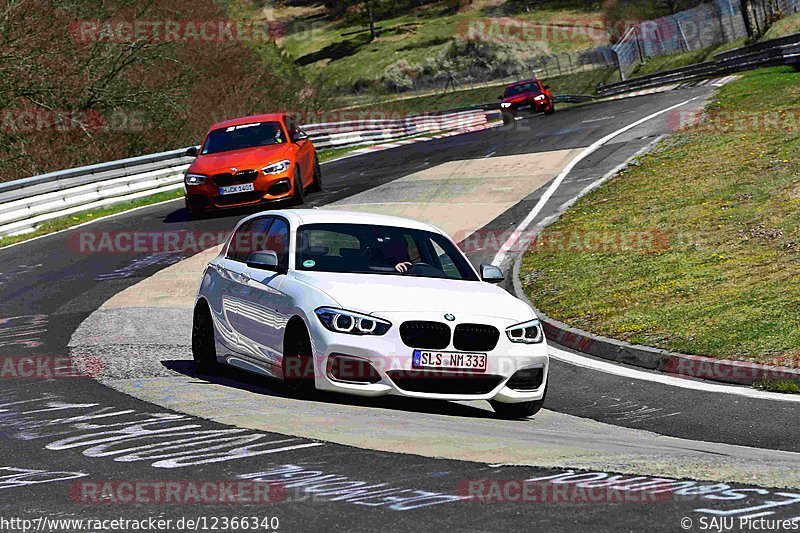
left=506, top=319, right=544, bottom=344
left=500, top=102, right=512, bottom=108
left=534, top=94, right=547, bottom=101
left=315, top=307, right=391, bottom=336
left=262, top=160, right=291, bottom=175
left=184, top=173, right=207, bottom=185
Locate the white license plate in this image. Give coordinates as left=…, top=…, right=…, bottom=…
left=219, top=183, right=255, bottom=195
left=412, top=350, right=487, bottom=372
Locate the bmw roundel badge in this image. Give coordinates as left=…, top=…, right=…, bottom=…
left=444, top=314, right=456, bottom=322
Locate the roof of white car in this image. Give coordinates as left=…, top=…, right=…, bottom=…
left=240, top=208, right=442, bottom=233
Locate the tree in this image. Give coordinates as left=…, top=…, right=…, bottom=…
left=364, top=0, right=377, bottom=41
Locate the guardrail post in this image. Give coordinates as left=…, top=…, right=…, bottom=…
left=677, top=21, right=690, bottom=52
left=612, top=47, right=625, bottom=81
left=634, top=26, right=646, bottom=64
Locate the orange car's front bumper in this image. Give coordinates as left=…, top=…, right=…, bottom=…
left=184, top=171, right=296, bottom=212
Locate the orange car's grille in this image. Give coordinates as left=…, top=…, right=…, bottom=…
left=213, top=169, right=258, bottom=187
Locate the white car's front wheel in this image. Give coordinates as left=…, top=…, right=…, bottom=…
left=490, top=383, right=547, bottom=419
left=282, top=321, right=315, bottom=394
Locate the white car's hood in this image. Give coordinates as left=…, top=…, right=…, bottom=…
left=291, top=271, right=535, bottom=321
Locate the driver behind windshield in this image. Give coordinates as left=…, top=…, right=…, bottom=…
left=371, top=235, right=413, bottom=273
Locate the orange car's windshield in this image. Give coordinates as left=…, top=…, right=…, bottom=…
left=504, top=82, right=541, bottom=98
left=201, top=121, right=286, bottom=155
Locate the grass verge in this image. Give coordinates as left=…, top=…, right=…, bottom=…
left=753, top=378, right=800, bottom=394
left=519, top=66, right=800, bottom=368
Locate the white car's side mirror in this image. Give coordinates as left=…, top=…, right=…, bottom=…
left=480, top=264, right=504, bottom=284
left=247, top=251, right=281, bottom=272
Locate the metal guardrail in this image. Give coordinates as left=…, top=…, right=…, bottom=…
left=598, top=32, right=800, bottom=97
left=0, top=110, right=492, bottom=238
left=306, top=110, right=488, bottom=149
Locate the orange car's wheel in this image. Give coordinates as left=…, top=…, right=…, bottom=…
left=308, top=156, right=323, bottom=192
left=293, top=165, right=305, bottom=205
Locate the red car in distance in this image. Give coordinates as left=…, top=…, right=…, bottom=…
left=183, top=113, right=321, bottom=215
left=499, top=79, right=555, bottom=124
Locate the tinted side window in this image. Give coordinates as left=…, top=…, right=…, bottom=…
left=286, top=117, right=301, bottom=141
left=227, top=218, right=274, bottom=262
left=227, top=221, right=253, bottom=262
left=265, top=218, right=290, bottom=270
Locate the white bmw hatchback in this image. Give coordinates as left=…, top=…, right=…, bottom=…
left=192, top=209, right=549, bottom=418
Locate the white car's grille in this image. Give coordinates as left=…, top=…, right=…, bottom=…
left=453, top=323, right=500, bottom=352
left=399, top=321, right=451, bottom=349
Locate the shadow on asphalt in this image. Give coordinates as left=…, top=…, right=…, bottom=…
left=161, top=359, right=515, bottom=421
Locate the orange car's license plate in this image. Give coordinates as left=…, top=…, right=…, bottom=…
left=219, top=183, right=255, bottom=195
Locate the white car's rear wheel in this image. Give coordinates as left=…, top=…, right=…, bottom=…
left=192, top=302, right=217, bottom=373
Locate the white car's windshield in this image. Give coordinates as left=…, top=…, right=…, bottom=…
left=296, top=223, right=479, bottom=281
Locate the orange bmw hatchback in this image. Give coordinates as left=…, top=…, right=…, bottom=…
left=183, top=113, right=321, bottom=215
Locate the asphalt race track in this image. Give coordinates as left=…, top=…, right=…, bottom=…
left=1, top=86, right=799, bottom=532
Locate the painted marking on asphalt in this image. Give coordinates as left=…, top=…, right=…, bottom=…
left=491, top=96, right=700, bottom=267
left=0, top=315, right=47, bottom=349
left=472, top=470, right=800, bottom=521
left=239, top=464, right=467, bottom=511
left=549, top=346, right=800, bottom=404
left=0, top=391, right=324, bottom=468
left=571, top=395, right=681, bottom=423
left=96, top=252, right=188, bottom=281
left=0, top=264, right=42, bottom=287
left=581, top=116, right=613, bottom=123
left=0, top=467, right=87, bottom=490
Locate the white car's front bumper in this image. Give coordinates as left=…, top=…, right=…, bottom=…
left=308, top=311, right=549, bottom=403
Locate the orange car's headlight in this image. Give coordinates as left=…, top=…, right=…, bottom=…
left=262, top=160, right=291, bottom=175
left=184, top=173, right=208, bottom=185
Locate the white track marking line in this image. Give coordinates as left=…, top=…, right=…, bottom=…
left=550, top=345, right=800, bottom=403
left=491, top=96, right=699, bottom=267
